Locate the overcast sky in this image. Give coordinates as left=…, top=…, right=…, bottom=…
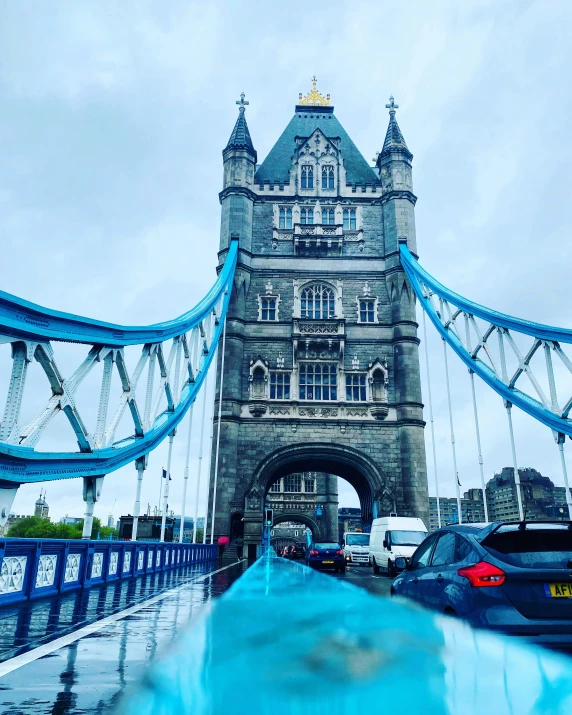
left=1, top=0, right=571, bottom=525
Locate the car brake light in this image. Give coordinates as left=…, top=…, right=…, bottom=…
left=457, top=561, right=506, bottom=587
left=310, top=550, right=319, bottom=557
left=336, top=550, right=344, bottom=556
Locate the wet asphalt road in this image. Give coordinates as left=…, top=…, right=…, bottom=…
left=0, top=560, right=390, bottom=714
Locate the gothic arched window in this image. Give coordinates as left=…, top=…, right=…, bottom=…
left=322, top=165, right=334, bottom=189
left=300, top=284, right=335, bottom=319
left=300, top=208, right=314, bottom=225
left=343, top=209, right=356, bottom=230
left=301, top=165, right=314, bottom=189
left=323, top=208, right=335, bottom=225
left=279, top=207, right=292, bottom=229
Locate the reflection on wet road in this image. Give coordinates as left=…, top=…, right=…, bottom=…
left=0, top=560, right=245, bottom=714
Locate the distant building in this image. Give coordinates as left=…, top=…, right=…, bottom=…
left=118, top=515, right=175, bottom=542
left=172, top=516, right=201, bottom=542
left=34, top=490, right=49, bottom=519
left=107, top=515, right=115, bottom=529
left=429, top=468, right=571, bottom=531
left=59, top=516, right=82, bottom=526
left=0, top=513, right=25, bottom=536
left=486, top=467, right=571, bottom=522
left=338, top=507, right=362, bottom=540
left=429, top=491, right=485, bottom=532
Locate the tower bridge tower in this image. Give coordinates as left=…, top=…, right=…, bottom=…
left=208, top=81, right=428, bottom=552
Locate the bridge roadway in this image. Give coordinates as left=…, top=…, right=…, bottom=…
left=0, top=560, right=391, bottom=714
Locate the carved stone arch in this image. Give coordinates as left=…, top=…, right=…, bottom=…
left=248, top=357, right=269, bottom=416
left=400, top=279, right=410, bottom=304
left=272, top=512, right=321, bottom=538
left=368, top=358, right=389, bottom=420
left=247, top=442, right=388, bottom=525
left=388, top=280, right=397, bottom=305
left=230, top=271, right=249, bottom=316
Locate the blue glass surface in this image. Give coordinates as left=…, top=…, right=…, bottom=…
left=118, top=552, right=572, bottom=714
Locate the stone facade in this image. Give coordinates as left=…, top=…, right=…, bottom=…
left=207, top=86, right=428, bottom=549
left=267, top=472, right=338, bottom=541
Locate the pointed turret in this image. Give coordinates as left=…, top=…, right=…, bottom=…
left=219, top=92, right=256, bottom=252
left=223, top=92, right=257, bottom=160
left=378, top=96, right=412, bottom=160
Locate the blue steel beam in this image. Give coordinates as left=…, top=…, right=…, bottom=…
left=0, top=242, right=238, bottom=482
left=400, top=243, right=572, bottom=438
left=0, top=242, right=238, bottom=347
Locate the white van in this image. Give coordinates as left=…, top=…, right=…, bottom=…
left=369, top=516, right=428, bottom=576
left=342, top=531, right=370, bottom=565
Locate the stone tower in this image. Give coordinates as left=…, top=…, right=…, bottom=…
left=208, top=82, right=428, bottom=553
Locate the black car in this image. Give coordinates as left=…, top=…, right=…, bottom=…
left=284, top=544, right=305, bottom=560
left=391, top=521, right=572, bottom=647
left=306, top=542, right=346, bottom=573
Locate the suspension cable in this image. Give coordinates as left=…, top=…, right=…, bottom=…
left=160, top=432, right=175, bottom=542
left=179, top=403, right=194, bottom=543
left=422, top=309, right=441, bottom=528
left=210, top=318, right=228, bottom=545
left=443, top=339, right=462, bottom=524
left=192, top=370, right=209, bottom=544
left=557, top=434, right=572, bottom=520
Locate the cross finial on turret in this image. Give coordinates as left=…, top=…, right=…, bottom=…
left=236, top=92, right=249, bottom=113
left=385, top=95, right=399, bottom=116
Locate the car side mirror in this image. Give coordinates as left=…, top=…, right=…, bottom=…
left=394, top=557, right=408, bottom=572
left=341, top=541, right=345, bottom=547
left=382, top=539, right=387, bottom=549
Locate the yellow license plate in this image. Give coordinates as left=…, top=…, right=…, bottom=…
left=322, top=560, right=334, bottom=564
left=547, top=583, right=572, bottom=598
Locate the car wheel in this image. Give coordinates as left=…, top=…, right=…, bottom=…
left=387, top=559, right=395, bottom=577
left=340, top=566, right=346, bottom=574
left=372, top=557, right=380, bottom=574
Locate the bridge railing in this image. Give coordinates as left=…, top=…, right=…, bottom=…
left=0, top=538, right=217, bottom=606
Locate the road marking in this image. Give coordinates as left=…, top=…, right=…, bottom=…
left=0, top=560, right=242, bottom=678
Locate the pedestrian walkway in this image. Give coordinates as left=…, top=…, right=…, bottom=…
left=0, top=561, right=245, bottom=714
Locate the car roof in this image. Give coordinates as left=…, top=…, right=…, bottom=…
left=434, top=521, right=572, bottom=542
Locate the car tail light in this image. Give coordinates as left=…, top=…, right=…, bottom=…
left=310, top=550, right=319, bottom=557
left=457, top=561, right=506, bottom=587
left=336, top=550, right=344, bottom=556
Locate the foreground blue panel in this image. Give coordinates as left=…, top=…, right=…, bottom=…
left=119, top=553, right=572, bottom=715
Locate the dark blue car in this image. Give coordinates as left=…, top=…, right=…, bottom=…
left=306, top=542, right=346, bottom=573
left=391, top=521, right=572, bottom=647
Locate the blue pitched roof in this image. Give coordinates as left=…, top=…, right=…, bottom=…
left=254, top=106, right=380, bottom=186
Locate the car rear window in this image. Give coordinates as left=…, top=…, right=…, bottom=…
left=482, top=525, right=572, bottom=569
left=314, top=543, right=340, bottom=550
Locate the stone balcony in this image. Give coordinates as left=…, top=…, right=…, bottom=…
left=272, top=223, right=364, bottom=253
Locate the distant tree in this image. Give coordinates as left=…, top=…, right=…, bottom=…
left=6, top=515, right=117, bottom=540
left=194, top=529, right=204, bottom=543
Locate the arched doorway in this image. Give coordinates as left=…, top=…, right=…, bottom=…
left=229, top=512, right=244, bottom=541
left=244, top=442, right=394, bottom=546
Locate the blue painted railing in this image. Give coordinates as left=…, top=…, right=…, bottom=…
left=120, top=552, right=572, bottom=714
left=0, top=539, right=217, bottom=606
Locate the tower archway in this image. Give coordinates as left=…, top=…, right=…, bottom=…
left=243, top=442, right=394, bottom=546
